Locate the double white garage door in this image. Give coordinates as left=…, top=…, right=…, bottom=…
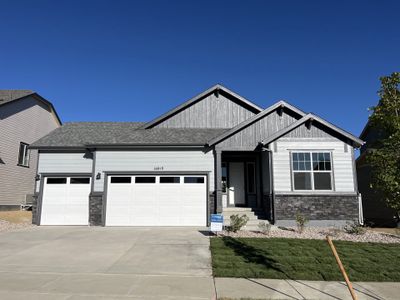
left=40, top=174, right=207, bottom=226
left=106, top=175, right=207, bottom=226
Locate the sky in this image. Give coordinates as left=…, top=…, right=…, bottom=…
left=0, top=0, right=399, bottom=136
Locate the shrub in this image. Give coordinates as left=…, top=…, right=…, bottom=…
left=295, top=213, right=309, bottom=233
left=258, top=221, right=272, bottom=235
left=228, top=214, right=249, bottom=232
left=344, top=221, right=366, bottom=235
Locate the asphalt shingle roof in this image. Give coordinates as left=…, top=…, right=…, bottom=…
left=0, top=90, right=34, bottom=106
left=30, top=122, right=228, bottom=148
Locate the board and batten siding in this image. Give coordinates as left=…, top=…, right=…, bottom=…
left=272, top=138, right=356, bottom=193
left=153, top=92, right=256, bottom=129
left=0, top=96, right=60, bottom=205
left=216, top=109, right=300, bottom=149
left=36, top=152, right=93, bottom=192
left=94, top=150, right=215, bottom=192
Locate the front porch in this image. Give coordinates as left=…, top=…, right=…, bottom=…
left=214, top=150, right=273, bottom=228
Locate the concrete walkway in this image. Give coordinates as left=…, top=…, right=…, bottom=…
left=0, top=226, right=215, bottom=299
left=215, top=278, right=400, bottom=300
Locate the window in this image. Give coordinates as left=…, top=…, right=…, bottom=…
left=111, top=177, right=131, bottom=183
left=246, top=162, right=256, bottom=194
left=292, top=152, right=333, bottom=191
left=160, top=176, right=180, bottom=183
left=184, top=176, right=204, bottom=184
left=70, top=178, right=90, bottom=184
left=135, top=176, right=156, bottom=183
left=221, top=162, right=227, bottom=192
left=18, top=142, right=30, bottom=167
left=47, top=178, right=67, bottom=184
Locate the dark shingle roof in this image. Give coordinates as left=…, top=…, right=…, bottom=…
left=30, top=122, right=228, bottom=148
left=0, top=90, right=34, bottom=106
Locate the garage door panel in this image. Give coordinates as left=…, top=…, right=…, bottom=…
left=40, top=177, right=90, bottom=225
left=106, top=174, right=206, bottom=226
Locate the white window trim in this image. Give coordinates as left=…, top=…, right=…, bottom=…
left=290, top=151, right=334, bottom=192
left=18, top=142, right=30, bottom=167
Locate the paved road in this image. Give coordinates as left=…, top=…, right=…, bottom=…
left=0, top=226, right=215, bottom=299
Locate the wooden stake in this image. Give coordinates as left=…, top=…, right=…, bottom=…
left=326, top=236, right=358, bottom=300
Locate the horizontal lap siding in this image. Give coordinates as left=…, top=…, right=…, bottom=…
left=0, top=97, right=59, bottom=205
left=36, top=153, right=93, bottom=192
left=94, top=150, right=214, bottom=192
left=273, top=139, right=355, bottom=193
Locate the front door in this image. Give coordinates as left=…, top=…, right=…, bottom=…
left=228, top=162, right=246, bottom=206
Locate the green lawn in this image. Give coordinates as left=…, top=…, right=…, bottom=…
left=210, top=237, right=400, bottom=281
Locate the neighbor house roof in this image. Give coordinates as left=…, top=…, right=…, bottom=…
left=0, top=90, right=35, bottom=105
left=260, top=113, right=365, bottom=147
left=0, top=90, right=62, bottom=125
left=30, top=122, right=228, bottom=149
left=142, top=84, right=264, bottom=129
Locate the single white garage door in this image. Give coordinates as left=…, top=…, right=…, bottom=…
left=40, top=177, right=91, bottom=225
left=106, top=175, right=207, bottom=226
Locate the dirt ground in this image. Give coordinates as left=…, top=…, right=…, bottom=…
left=0, top=211, right=32, bottom=224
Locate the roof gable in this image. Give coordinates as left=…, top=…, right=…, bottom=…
left=261, top=113, right=364, bottom=147
left=207, top=100, right=306, bottom=146
left=143, top=84, right=263, bottom=129
left=0, top=90, right=61, bottom=125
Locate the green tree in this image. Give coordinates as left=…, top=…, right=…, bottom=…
left=367, top=72, right=400, bottom=221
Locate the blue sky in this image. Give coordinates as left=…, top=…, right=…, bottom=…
left=0, top=0, right=399, bottom=136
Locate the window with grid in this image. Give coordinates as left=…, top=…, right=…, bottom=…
left=291, top=152, right=333, bottom=191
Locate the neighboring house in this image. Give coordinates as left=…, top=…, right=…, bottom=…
left=30, top=85, right=363, bottom=227
left=356, top=122, right=397, bottom=226
left=0, top=90, right=61, bottom=210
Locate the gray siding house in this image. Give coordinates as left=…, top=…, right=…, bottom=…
left=30, top=85, right=364, bottom=227
left=356, top=123, right=397, bottom=226
left=0, top=90, right=61, bottom=210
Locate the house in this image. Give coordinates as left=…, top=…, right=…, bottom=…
left=0, top=90, right=61, bottom=210
left=30, top=85, right=364, bottom=227
left=357, top=122, right=397, bottom=226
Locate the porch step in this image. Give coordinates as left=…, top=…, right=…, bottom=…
left=222, top=207, right=269, bottom=230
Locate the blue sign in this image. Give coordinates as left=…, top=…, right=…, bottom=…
left=210, top=214, right=224, bottom=232
left=211, top=214, right=223, bottom=223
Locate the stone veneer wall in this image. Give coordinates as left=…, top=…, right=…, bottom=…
left=274, top=194, right=359, bottom=221
left=208, top=192, right=215, bottom=226
left=89, top=192, right=103, bottom=226
left=31, top=193, right=39, bottom=225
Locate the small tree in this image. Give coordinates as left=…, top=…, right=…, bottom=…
left=367, top=72, right=400, bottom=222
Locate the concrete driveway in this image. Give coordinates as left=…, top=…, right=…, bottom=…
left=0, top=226, right=215, bottom=299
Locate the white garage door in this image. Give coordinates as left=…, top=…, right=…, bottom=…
left=40, top=177, right=91, bottom=225
left=106, top=175, right=207, bottom=226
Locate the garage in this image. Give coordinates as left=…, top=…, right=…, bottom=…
left=105, top=175, right=207, bottom=226
left=40, top=176, right=91, bottom=225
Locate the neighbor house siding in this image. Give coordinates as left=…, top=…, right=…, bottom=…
left=36, top=152, right=93, bottom=192
left=272, top=138, right=356, bottom=193
left=0, top=96, right=59, bottom=205
left=93, top=150, right=215, bottom=192
left=153, top=91, right=256, bottom=129
left=216, top=109, right=300, bottom=149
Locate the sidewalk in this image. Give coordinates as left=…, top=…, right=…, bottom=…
left=214, top=278, right=400, bottom=300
